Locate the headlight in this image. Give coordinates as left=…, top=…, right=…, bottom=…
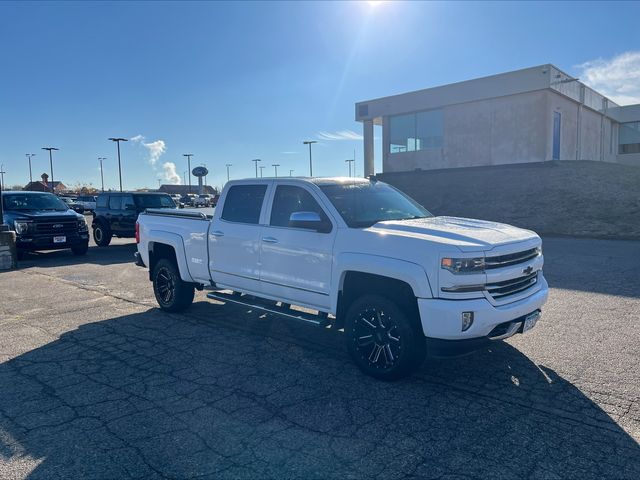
left=441, top=257, right=485, bottom=274
left=14, top=221, right=32, bottom=235
left=78, top=217, right=88, bottom=231
left=535, top=246, right=542, bottom=256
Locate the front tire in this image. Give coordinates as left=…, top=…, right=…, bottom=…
left=152, top=259, right=195, bottom=312
left=345, top=294, right=426, bottom=381
left=93, top=223, right=112, bottom=247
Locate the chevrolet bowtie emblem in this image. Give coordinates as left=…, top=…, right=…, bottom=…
left=523, top=266, right=534, bottom=275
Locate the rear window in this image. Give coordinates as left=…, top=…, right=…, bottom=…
left=109, top=196, right=121, bottom=210
left=134, top=195, right=176, bottom=209
left=221, top=185, right=267, bottom=224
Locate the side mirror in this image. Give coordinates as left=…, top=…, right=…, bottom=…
left=289, top=211, right=331, bottom=233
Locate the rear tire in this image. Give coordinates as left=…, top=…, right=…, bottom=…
left=93, top=223, right=111, bottom=247
left=152, top=259, right=195, bottom=312
left=345, top=294, right=426, bottom=381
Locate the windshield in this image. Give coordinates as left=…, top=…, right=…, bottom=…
left=2, top=193, right=69, bottom=211
left=134, top=195, right=176, bottom=209
left=319, top=181, right=432, bottom=228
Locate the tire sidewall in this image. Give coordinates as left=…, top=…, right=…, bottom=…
left=93, top=223, right=110, bottom=246
left=345, top=294, right=424, bottom=381
left=152, top=259, right=194, bottom=312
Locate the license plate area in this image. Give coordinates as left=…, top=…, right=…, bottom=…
left=53, top=236, right=66, bottom=244
left=522, top=310, right=541, bottom=333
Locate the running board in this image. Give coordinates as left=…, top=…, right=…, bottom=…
left=206, top=291, right=330, bottom=327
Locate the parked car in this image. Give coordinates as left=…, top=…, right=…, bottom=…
left=76, top=195, right=97, bottom=212
left=92, top=192, right=176, bottom=246
left=193, top=194, right=212, bottom=207
left=2, top=191, right=89, bottom=258
left=135, top=177, right=548, bottom=380
left=169, top=194, right=184, bottom=208
left=210, top=194, right=220, bottom=207
left=180, top=194, right=197, bottom=207
left=59, top=196, right=85, bottom=214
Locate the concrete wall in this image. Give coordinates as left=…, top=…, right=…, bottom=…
left=383, top=90, right=549, bottom=172
left=376, top=161, right=640, bottom=239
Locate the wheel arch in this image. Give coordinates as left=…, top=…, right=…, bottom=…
left=147, top=232, right=194, bottom=283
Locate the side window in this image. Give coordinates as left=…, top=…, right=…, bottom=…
left=221, top=185, right=267, bottom=224
left=97, top=196, right=108, bottom=208
left=109, top=196, right=121, bottom=210
left=122, top=195, right=135, bottom=210
left=270, top=185, right=329, bottom=228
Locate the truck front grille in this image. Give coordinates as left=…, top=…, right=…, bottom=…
left=486, top=272, right=538, bottom=300
left=485, top=248, right=539, bottom=270
left=35, top=220, right=77, bottom=234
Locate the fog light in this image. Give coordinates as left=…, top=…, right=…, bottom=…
left=462, top=312, right=474, bottom=331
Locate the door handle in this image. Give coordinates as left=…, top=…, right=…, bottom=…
left=262, top=236, right=278, bottom=243
left=211, top=230, right=224, bottom=237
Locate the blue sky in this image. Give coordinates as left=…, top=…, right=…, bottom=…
left=1, top=0, right=639, bottom=190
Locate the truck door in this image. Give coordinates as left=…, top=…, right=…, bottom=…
left=259, top=184, right=335, bottom=311
left=208, top=183, right=270, bottom=293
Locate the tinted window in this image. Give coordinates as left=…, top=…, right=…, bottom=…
left=2, top=193, right=67, bottom=211
left=135, top=195, right=176, bottom=209
left=270, top=185, right=328, bottom=228
left=122, top=195, right=135, bottom=210
left=97, top=195, right=108, bottom=208
left=109, top=196, right=121, bottom=210
left=221, top=185, right=267, bottom=224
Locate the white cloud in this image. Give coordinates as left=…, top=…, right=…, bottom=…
left=577, top=51, right=640, bottom=105
left=281, top=151, right=299, bottom=155
left=162, top=162, right=181, bottom=184
left=130, top=134, right=167, bottom=166
left=317, top=129, right=363, bottom=141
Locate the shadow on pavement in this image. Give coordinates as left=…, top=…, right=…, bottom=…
left=17, top=242, right=137, bottom=269
left=0, top=304, right=638, bottom=479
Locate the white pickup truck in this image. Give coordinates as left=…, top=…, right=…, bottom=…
left=135, top=177, right=548, bottom=380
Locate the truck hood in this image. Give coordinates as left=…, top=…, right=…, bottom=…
left=7, top=209, right=80, bottom=220
left=371, top=216, right=538, bottom=252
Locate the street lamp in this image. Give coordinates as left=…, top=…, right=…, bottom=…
left=272, top=164, right=280, bottom=177
left=0, top=164, right=6, bottom=230
left=26, top=154, right=35, bottom=183
left=183, top=154, right=194, bottom=194
left=108, top=138, right=128, bottom=192
left=225, top=163, right=232, bottom=182
left=259, top=166, right=265, bottom=178
left=289, top=169, right=294, bottom=177
left=0, top=164, right=5, bottom=190
left=251, top=158, right=261, bottom=178
left=345, top=158, right=355, bottom=177
left=98, top=157, right=107, bottom=192
left=303, top=140, right=317, bottom=177
left=41, top=147, right=59, bottom=193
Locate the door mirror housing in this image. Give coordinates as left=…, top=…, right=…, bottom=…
left=289, top=211, right=331, bottom=233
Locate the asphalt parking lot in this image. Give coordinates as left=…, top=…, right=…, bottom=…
left=0, top=232, right=639, bottom=479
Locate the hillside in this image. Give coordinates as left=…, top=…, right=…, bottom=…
left=376, top=161, right=640, bottom=239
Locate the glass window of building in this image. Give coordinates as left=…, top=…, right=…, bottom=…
left=389, top=110, right=443, bottom=154
left=416, top=110, right=443, bottom=149
left=619, top=122, right=640, bottom=154
left=389, top=114, right=416, bottom=153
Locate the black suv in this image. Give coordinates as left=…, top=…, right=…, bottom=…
left=2, top=191, right=89, bottom=258
left=92, top=192, right=176, bottom=246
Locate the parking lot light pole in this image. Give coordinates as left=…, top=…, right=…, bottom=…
left=303, top=140, right=317, bottom=177
left=225, top=164, right=232, bottom=183
left=0, top=164, right=5, bottom=230
left=108, top=138, right=127, bottom=192
left=98, top=157, right=107, bottom=192
left=26, top=153, right=35, bottom=183
left=251, top=159, right=261, bottom=178
left=259, top=166, right=265, bottom=178
left=183, top=154, right=194, bottom=194
left=345, top=158, right=354, bottom=177
left=272, top=164, right=280, bottom=177
left=289, top=169, right=294, bottom=177
left=0, top=164, right=5, bottom=190
left=41, top=147, right=59, bottom=193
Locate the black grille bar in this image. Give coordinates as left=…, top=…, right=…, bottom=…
left=485, top=248, right=539, bottom=269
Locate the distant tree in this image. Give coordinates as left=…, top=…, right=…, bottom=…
left=8, top=184, right=24, bottom=191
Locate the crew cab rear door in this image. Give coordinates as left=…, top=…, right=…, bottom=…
left=208, top=182, right=271, bottom=293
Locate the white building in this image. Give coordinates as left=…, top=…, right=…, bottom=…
left=355, top=64, right=640, bottom=176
